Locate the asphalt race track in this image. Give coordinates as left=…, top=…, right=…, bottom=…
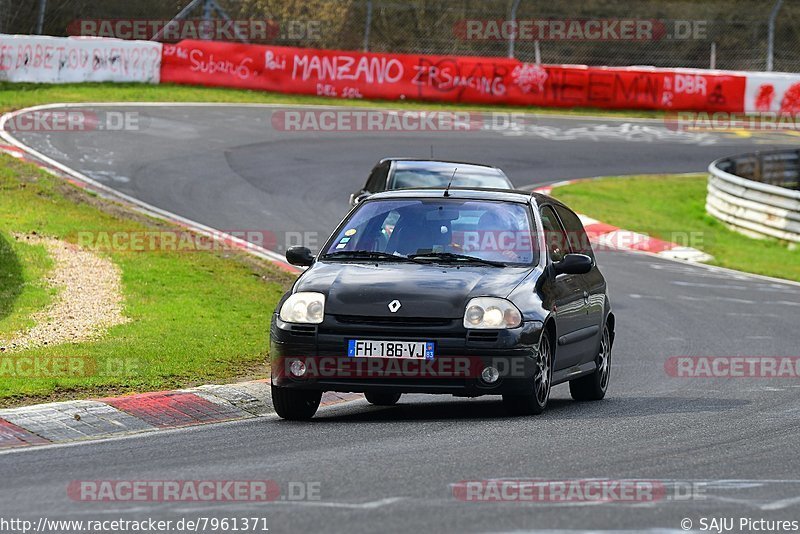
left=3, top=105, right=800, bottom=533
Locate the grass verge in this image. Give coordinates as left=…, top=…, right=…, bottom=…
left=0, top=154, right=293, bottom=407
left=0, top=233, right=54, bottom=337
left=551, top=174, right=800, bottom=282
left=0, top=81, right=663, bottom=118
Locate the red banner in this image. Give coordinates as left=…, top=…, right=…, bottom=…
left=160, top=40, right=745, bottom=112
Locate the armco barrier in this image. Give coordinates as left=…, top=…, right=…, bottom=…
left=707, top=151, right=800, bottom=243
left=160, top=39, right=746, bottom=112
left=0, top=34, right=162, bottom=83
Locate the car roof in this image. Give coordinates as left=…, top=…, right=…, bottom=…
left=379, top=158, right=503, bottom=172
left=368, top=187, right=555, bottom=206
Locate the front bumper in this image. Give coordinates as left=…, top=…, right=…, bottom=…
left=270, top=314, right=543, bottom=396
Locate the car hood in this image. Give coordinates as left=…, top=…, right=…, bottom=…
left=295, top=261, right=534, bottom=318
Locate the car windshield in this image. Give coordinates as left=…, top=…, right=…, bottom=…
left=323, top=198, right=537, bottom=265
left=390, top=163, right=511, bottom=190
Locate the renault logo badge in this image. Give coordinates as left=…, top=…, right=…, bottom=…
left=388, top=300, right=402, bottom=313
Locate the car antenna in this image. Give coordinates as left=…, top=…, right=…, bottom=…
left=444, top=167, right=457, bottom=197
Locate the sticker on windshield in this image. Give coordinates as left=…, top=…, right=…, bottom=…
left=345, top=229, right=357, bottom=236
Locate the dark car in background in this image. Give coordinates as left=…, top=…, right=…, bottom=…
left=272, top=188, right=615, bottom=420
left=349, top=158, right=513, bottom=206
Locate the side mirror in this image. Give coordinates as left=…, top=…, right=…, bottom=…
left=553, top=253, right=593, bottom=275
left=286, top=246, right=315, bottom=267
left=349, top=191, right=370, bottom=207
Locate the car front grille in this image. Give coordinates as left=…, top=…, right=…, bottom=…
left=319, top=314, right=463, bottom=339
left=466, top=330, right=500, bottom=343
left=333, top=315, right=453, bottom=327
left=288, top=324, right=317, bottom=337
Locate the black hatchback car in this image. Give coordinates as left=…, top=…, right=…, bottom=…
left=349, top=158, right=513, bottom=206
left=271, top=188, right=614, bottom=420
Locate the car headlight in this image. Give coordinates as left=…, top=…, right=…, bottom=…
left=279, top=292, right=326, bottom=324
left=463, top=297, right=522, bottom=329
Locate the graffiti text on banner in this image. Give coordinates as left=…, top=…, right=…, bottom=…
left=0, top=34, right=162, bottom=84
left=160, top=40, right=745, bottom=112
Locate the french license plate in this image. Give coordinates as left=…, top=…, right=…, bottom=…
left=348, top=340, right=435, bottom=360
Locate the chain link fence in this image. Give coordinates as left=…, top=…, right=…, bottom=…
left=3, top=0, right=800, bottom=72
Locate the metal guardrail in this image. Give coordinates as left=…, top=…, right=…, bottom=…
left=707, top=150, right=800, bottom=243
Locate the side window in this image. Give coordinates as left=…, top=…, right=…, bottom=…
left=540, top=206, right=569, bottom=263
left=553, top=205, right=595, bottom=261
left=365, top=162, right=390, bottom=192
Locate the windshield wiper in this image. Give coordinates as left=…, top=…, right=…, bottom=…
left=322, top=250, right=421, bottom=263
left=408, top=252, right=505, bottom=267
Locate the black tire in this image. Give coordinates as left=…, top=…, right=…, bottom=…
left=503, top=331, right=553, bottom=416
left=569, top=323, right=612, bottom=401
left=271, top=385, right=322, bottom=420
left=365, top=392, right=401, bottom=406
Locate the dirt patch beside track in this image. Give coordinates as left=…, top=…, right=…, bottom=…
left=0, top=233, right=128, bottom=352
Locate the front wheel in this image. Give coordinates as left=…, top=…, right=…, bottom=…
left=503, top=332, right=553, bottom=416
left=271, top=385, right=322, bottom=420
left=365, top=392, right=401, bottom=406
left=569, top=323, right=612, bottom=401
